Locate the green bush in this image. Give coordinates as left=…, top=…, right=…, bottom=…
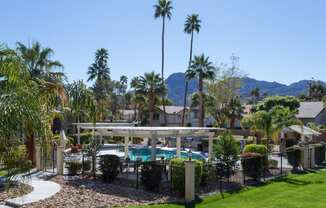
left=315, top=144, right=325, bottom=165
left=286, top=145, right=301, bottom=170
left=241, top=152, right=263, bottom=180
left=66, top=160, right=82, bottom=175
left=69, top=132, right=93, bottom=145
left=140, top=162, right=163, bottom=192
left=170, top=158, right=203, bottom=195
left=243, top=144, right=268, bottom=169
left=99, top=155, right=121, bottom=182
left=268, top=159, right=278, bottom=169
left=201, top=162, right=216, bottom=185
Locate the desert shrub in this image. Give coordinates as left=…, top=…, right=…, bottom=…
left=268, top=159, right=278, bottom=169
left=99, top=155, right=121, bottom=182
left=140, top=162, right=163, bottom=191
left=241, top=152, right=263, bottom=180
left=286, top=145, right=301, bottom=170
left=170, top=158, right=203, bottom=196
left=315, top=144, right=325, bottom=165
left=66, top=160, right=82, bottom=175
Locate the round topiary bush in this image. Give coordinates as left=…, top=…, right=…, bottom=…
left=99, top=155, right=121, bottom=182
left=286, top=145, right=301, bottom=171
left=140, top=161, right=163, bottom=192
left=170, top=158, right=203, bottom=196
left=241, top=152, right=263, bottom=180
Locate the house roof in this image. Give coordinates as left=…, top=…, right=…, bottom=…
left=296, top=102, right=325, bottom=119
left=156, top=106, right=189, bottom=114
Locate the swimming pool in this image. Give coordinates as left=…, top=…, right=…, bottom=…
left=128, top=147, right=206, bottom=161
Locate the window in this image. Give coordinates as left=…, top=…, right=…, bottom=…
left=153, top=113, right=160, bottom=120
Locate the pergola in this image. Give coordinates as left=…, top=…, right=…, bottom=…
left=74, top=123, right=224, bottom=161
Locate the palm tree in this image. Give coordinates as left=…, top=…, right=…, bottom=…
left=186, top=54, right=215, bottom=127
left=16, top=41, right=63, bottom=78
left=133, top=72, right=166, bottom=126
left=154, top=0, right=173, bottom=126
left=182, top=14, right=201, bottom=126
left=226, top=96, right=244, bottom=129
left=250, top=87, right=260, bottom=103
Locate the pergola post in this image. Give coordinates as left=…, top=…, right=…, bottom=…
left=208, top=133, right=214, bottom=160
left=124, top=136, right=129, bottom=159
left=176, top=136, right=181, bottom=158
left=77, top=125, right=81, bottom=145
left=57, top=145, right=64, bottom=175
left=151, top=131, right=157, bottom=161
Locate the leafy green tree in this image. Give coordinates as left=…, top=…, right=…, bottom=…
left=182, top=14, right=201, bottom=126
left=214, top=131, right=239, bottom=180
left=253, top=96, right=300, bottom=112
left=250, top=87, right=260, bottom=104
left=272, top=106, right=302, bottom=135
left=133, top=72, right=166, bottom=126
left=225, top=96, right=244, bottom=129
left=186, top=54, right=215, bottom=127
left=154, top=0, right=173, bottom=126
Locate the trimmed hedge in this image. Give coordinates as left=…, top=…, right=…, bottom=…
left=243, top=144, right=268, bottom=169
left=140, top=162, right=163, bottom=192
left=99, top=155, right=121, bottom=182
left=241, top=152, right=263, bottom=180
left=315, top=144, right=326, bottom=165
left=170, top=158, right=203, bottom=196
left=286, top=145, right=301, bottom=170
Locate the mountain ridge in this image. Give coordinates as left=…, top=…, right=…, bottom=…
left=165, top=72, right=325, bottom=105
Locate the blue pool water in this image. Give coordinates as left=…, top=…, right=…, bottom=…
left=129, top=148, right=205, bottom=161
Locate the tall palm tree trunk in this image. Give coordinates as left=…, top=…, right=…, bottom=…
left=198, top=75, right=204, bottom=127
left=149, top=95, right=154, bottom=127
left=181, top=31, right=194, bottom=126
left=161, top=16, right=167, bottom=126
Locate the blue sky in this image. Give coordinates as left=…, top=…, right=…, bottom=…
left=1, top=0, right=325, bottom=85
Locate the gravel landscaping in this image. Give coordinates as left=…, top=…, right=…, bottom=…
left=0, top=182, right=33, bottom=205
left=21, top=176, right=176, bottom=208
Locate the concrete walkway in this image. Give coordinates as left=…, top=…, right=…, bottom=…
left=5, top=172, right=61, bottom=207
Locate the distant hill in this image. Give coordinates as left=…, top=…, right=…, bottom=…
left=165, top=72, right=325, bottom=105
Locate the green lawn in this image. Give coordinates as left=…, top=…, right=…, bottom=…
left=130, top=170, right=326, bottom=208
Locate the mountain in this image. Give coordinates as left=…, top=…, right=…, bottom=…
left=165, top=72, right=324, bottom=105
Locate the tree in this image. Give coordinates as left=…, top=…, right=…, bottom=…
left=186, top=54, right=215, bottom=127
left=87, top=48, right=112, bottom=120
left=182, top=14, right=201, bottom=126
left=154, top=0, right=173, bottom=126
left=133, top=72, right=166, bottom=126
left=225, top=96, right=244, bottom=129
left=16, top=41, right=63, bottom=78
left=214, top=131, right=239, bottom=181
left=253, top=96, right=300, bottom=113
left=272, top=106, right=302, bottom=137
left=250, top=87, right=260, bottom=104
left=206, top=54, right=245, bottom=127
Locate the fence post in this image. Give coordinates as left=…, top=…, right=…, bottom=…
left=57, top=146, right=64, bottom=175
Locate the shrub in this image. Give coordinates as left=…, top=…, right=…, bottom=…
left=82, top=159, right=92, bottom=171
left=268, top=159, right=278, bottom=169
left=66, top=160, right=82, bottom=175
left=140, top=162, right=163, bottom=192
left=170, top=158, right=203, bottom=195
left=99, top=155, right=121, bottom=182
left=70, top=132, right=92, bottom=145
left=286, top=145, right=301, bottom=170
left=243, top=144, right=268, bottom=169
left=241, top=152, right=263, bottom=180
left=315, top=144, right=325, bottom=165
left=201, top=162, right=216, bottom=185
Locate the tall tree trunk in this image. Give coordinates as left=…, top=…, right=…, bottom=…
left=182, top=31, right=194, bottom=126
left=198, top=76, right=204, bottom=127
left=161, top=16, right=167, bottom=126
